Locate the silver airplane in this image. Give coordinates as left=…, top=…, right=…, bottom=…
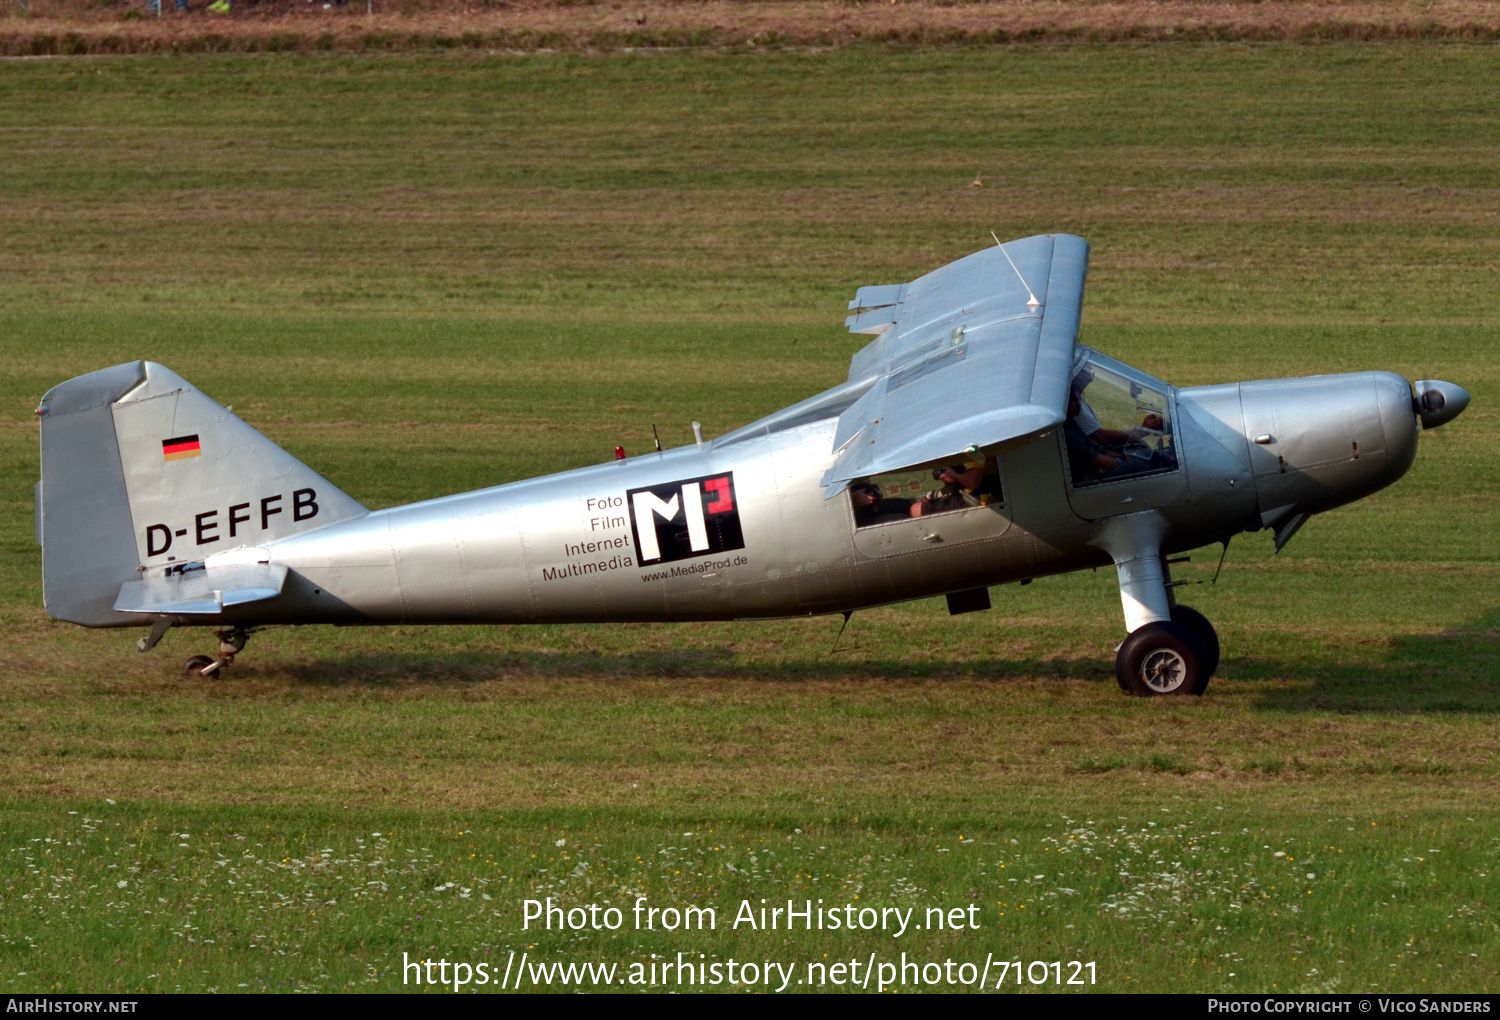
left=35, top=234, right=1469, bottom=695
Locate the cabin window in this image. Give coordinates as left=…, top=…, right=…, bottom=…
left=1066, top=359, right=1177, bottom=488
left=849, top=458, right=1004, bottom=528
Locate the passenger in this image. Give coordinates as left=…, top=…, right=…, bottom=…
left=910, top=479, right=966, bottom=517
left=911, top=461, right=1000, bottom=516
left=850, top=483, right=911, bottom=526
left=945, top=459, right=1002, bottom=505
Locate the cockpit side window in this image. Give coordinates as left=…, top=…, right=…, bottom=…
left=850, top=458, right=1004, bottom=528
left=1065, top=358, right=1178, bottom=488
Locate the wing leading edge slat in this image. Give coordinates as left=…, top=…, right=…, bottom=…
left=826, top=234, right=1089, bottom=495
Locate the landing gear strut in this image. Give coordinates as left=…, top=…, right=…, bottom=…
left=1091, top=512, right=1222, bottom=697
left=182, top=626, right=249, bottom=679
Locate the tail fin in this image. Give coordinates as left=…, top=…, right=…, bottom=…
left=38, top=361, right=366, bottom=627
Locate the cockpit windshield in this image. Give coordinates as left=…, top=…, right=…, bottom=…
left=1065, top=353, right=1178, bottom=488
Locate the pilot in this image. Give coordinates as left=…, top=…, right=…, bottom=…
left=1066, top=389, right=1153, bottom=483
left=850, top=483, right=911, bottom=526
left=910, top=461, right=1000, bottom=516
left=1071, top=369, right=1164, bottom=447
left=1062, top=390, right=1164, bottom=486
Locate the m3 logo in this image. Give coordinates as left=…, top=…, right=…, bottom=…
left=628, top=473, right=745, bottom=565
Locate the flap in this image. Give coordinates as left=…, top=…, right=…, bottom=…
left=114, top=561, right=289, bottom=616
left=827, top=234, right=1089, bottom=493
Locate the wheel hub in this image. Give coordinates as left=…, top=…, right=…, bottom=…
left=1139, top=647, right=1188, bottom=693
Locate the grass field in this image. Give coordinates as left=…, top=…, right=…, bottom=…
left=0, top=43, right=1497, bottom=994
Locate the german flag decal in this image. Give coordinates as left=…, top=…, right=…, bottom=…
left=162, top=434, right=202, bottom=461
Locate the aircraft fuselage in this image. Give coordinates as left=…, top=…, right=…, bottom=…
left=229, top=365, right=1422, bottom=628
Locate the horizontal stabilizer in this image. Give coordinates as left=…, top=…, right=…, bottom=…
left=114, top=562, right=288, bottom=616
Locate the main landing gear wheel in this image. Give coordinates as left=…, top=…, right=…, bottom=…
left=1115, top=621, right=1211, bottom=697
left=181, top=655, right=215, bottom=678
left=1169, top=604, right=1220, bottom=679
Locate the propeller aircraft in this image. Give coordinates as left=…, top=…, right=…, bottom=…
left=35, top=234, right=1470, bottom=694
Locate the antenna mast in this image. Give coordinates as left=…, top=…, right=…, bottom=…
left=992, top=231, right=1041, bottom=308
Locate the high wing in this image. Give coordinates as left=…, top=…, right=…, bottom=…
left=824, top=233, right=1088, bottom=494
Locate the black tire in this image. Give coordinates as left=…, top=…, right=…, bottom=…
left=1169, top=604, right=1220, bottom=680
left=1115, top=621, right=1210, bottom=697
left=181, top=655, right=215, bottom=678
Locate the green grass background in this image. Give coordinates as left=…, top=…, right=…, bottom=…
left=0, top=43, right=1496, bottom=993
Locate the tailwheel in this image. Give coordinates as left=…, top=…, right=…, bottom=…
left=181, top=654, right=215, bottom=678
left=1115, top=621, right=1211, bottom=697
left=1169, top=604, right=1220, bottom=680
left=181, top=626, right=250, bottom=678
